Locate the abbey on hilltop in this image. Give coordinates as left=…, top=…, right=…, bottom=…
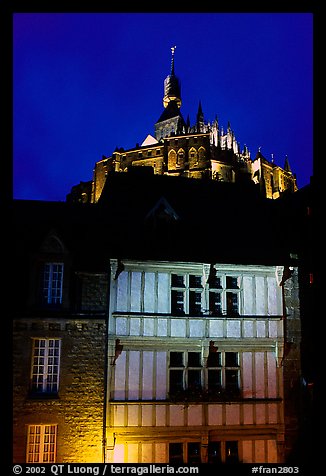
left=67, top=47, right=297, bottom=204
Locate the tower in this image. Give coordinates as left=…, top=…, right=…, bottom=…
left=155, top=47, right=187, bottom=140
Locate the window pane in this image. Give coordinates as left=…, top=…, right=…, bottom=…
left=169, top=443, right=183, bottom=463
left=226, top=276, right=238, bottom=289
left=209, top=292, right=222, bottom=315
left=225, top=441, right=239, bottom=463
left=188, top=352, right=201, bottom=367
left=226, top=292, right=238, bottom=315
left=171, top=274, right=184, bottom=287
left=225, top=352, right=239, bottom=367
left=207, top=351, right=221, bottom=367
left=170, top=352, right=183, bottom=367
left=188, top=442, right=201, bottom=463
left=208, top=442, right=221, bottom=463
left=189, top=291, right=202, bottom=315
left=208, top=369, right=222, bottom=390
left=171, top=290, right=185, bottom=315
left=188, top=369, right=201, bottom=390
left=189, top=275, right=202, bottom=288
left=169, top=370, right=183, bottom=394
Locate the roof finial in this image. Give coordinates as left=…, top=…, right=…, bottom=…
left=170, top=45, right=176, bottom=75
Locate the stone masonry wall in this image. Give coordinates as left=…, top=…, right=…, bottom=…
left=13, top=318, right=106, bottom=463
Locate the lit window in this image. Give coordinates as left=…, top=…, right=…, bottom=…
left=43, top=263, right=64, bottom=305
left=225, top=441, right=239, bottom=463
left=26, top=424, right=57, bottom=463
left=31, top=339, right=61, bottom=394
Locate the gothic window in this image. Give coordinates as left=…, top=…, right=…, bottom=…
left=189, top=147, right=198, bottom=164
left=198, top=146, right=206, bottom=161
left=177, top=148, right=185, bottom=166
left=168, top=149, right=177, bottom=169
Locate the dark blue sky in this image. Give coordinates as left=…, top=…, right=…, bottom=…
left=13, top=12, right=313, bottom=201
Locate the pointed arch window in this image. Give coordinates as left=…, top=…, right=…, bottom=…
left=168, top=149, right=177, bottom=170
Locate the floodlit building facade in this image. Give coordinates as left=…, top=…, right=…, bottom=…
left=105, top=258, right=298, bottom=463
left=13, top=48, right=311, bottom=465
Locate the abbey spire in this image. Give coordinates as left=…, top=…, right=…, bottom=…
left=163, top=46, right=182, bottom=108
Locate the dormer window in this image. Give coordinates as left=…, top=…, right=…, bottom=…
left=42, top=263, right=64, bottom=305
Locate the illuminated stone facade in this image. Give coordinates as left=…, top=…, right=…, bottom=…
left=79, top=50, right=297, bottom=204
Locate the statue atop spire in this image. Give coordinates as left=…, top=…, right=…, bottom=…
left=170, top=45, right=176, bottom=75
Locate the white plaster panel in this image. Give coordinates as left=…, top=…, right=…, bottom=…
left=255, top=352, right=265, bottom=398
left=142, top=351, right=154, bottom=400
left=268, top=320, right=278, bottom=338
left=158, top=273, right=169, bottom=313
left=242, top=440, right=253, bottom=463
left=155, top=443, right=167, bottom=463
left=267, top=352, right=277, bottom=398
left=189, top=319, right=204, bottom=337
left=268, top=403, right=278, bottom=424
left=143, top=318, right=155, bottom=336
left=130, top=318, right=140, bottom=336
left=114, top=351, right=126, bottom=400
left=144, top=272, right=156, bottom=313
left=254, top=440, right=266, bottom=463
left=225, top=404, right=240, bottom=425
left=267, top=440, right=278, bottom=463
left=113, top=405, right=125, bottom=426
left=155, top=405, right=166, bottom=427
left=243, top=404, right=254, bottom=424
left=116, top=271, right=128, bottom=312
left=187, top=405, right=202, bottom=426
left=170, top=405, right=184, bottom=426
left=156, top=352, right=167, bottom=399
left=226, top=320, right=241, bottom=338
left=128, top=351, right=140, bottom=400
left=127, top=406, right=139, bottom=427
left=157, top=318, right=168, bottom=336
left=116, top=317, right=128, bottom=335
left=141, top=443, right=153, bottom=463
left=171, top=319, right=186, bottom=337
left=243, top=276, right=254, bottom=315
left=209, top=319, right=224, bottom=337
left=208, top=404, right=223, bottom=425
left=242, top=352, right=253, bottom=398
left=256, top=320, right=266, bottom=338
left=141, top=405, right=153, bottom=426
left=244, top=320, right=254, bottom=337
left=255, top=403, right=266, bottom=424
left=130, top=272, right=142, bottom=312
left=255, top=276, right=266, bottom=315
left=267, top=276, right=278, bottom=315
left=113, top=444, right=125, bottom=463
left=127, top=443, right=139, bottom=462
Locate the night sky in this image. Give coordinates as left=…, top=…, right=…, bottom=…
left=13, top=12, right=313, bottom=201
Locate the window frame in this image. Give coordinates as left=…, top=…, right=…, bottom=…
left=42, top=262, right=64, bottom=305
left=30, top=338, right=61, bottom=395
left=26, top=424, right=57, bottom=463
